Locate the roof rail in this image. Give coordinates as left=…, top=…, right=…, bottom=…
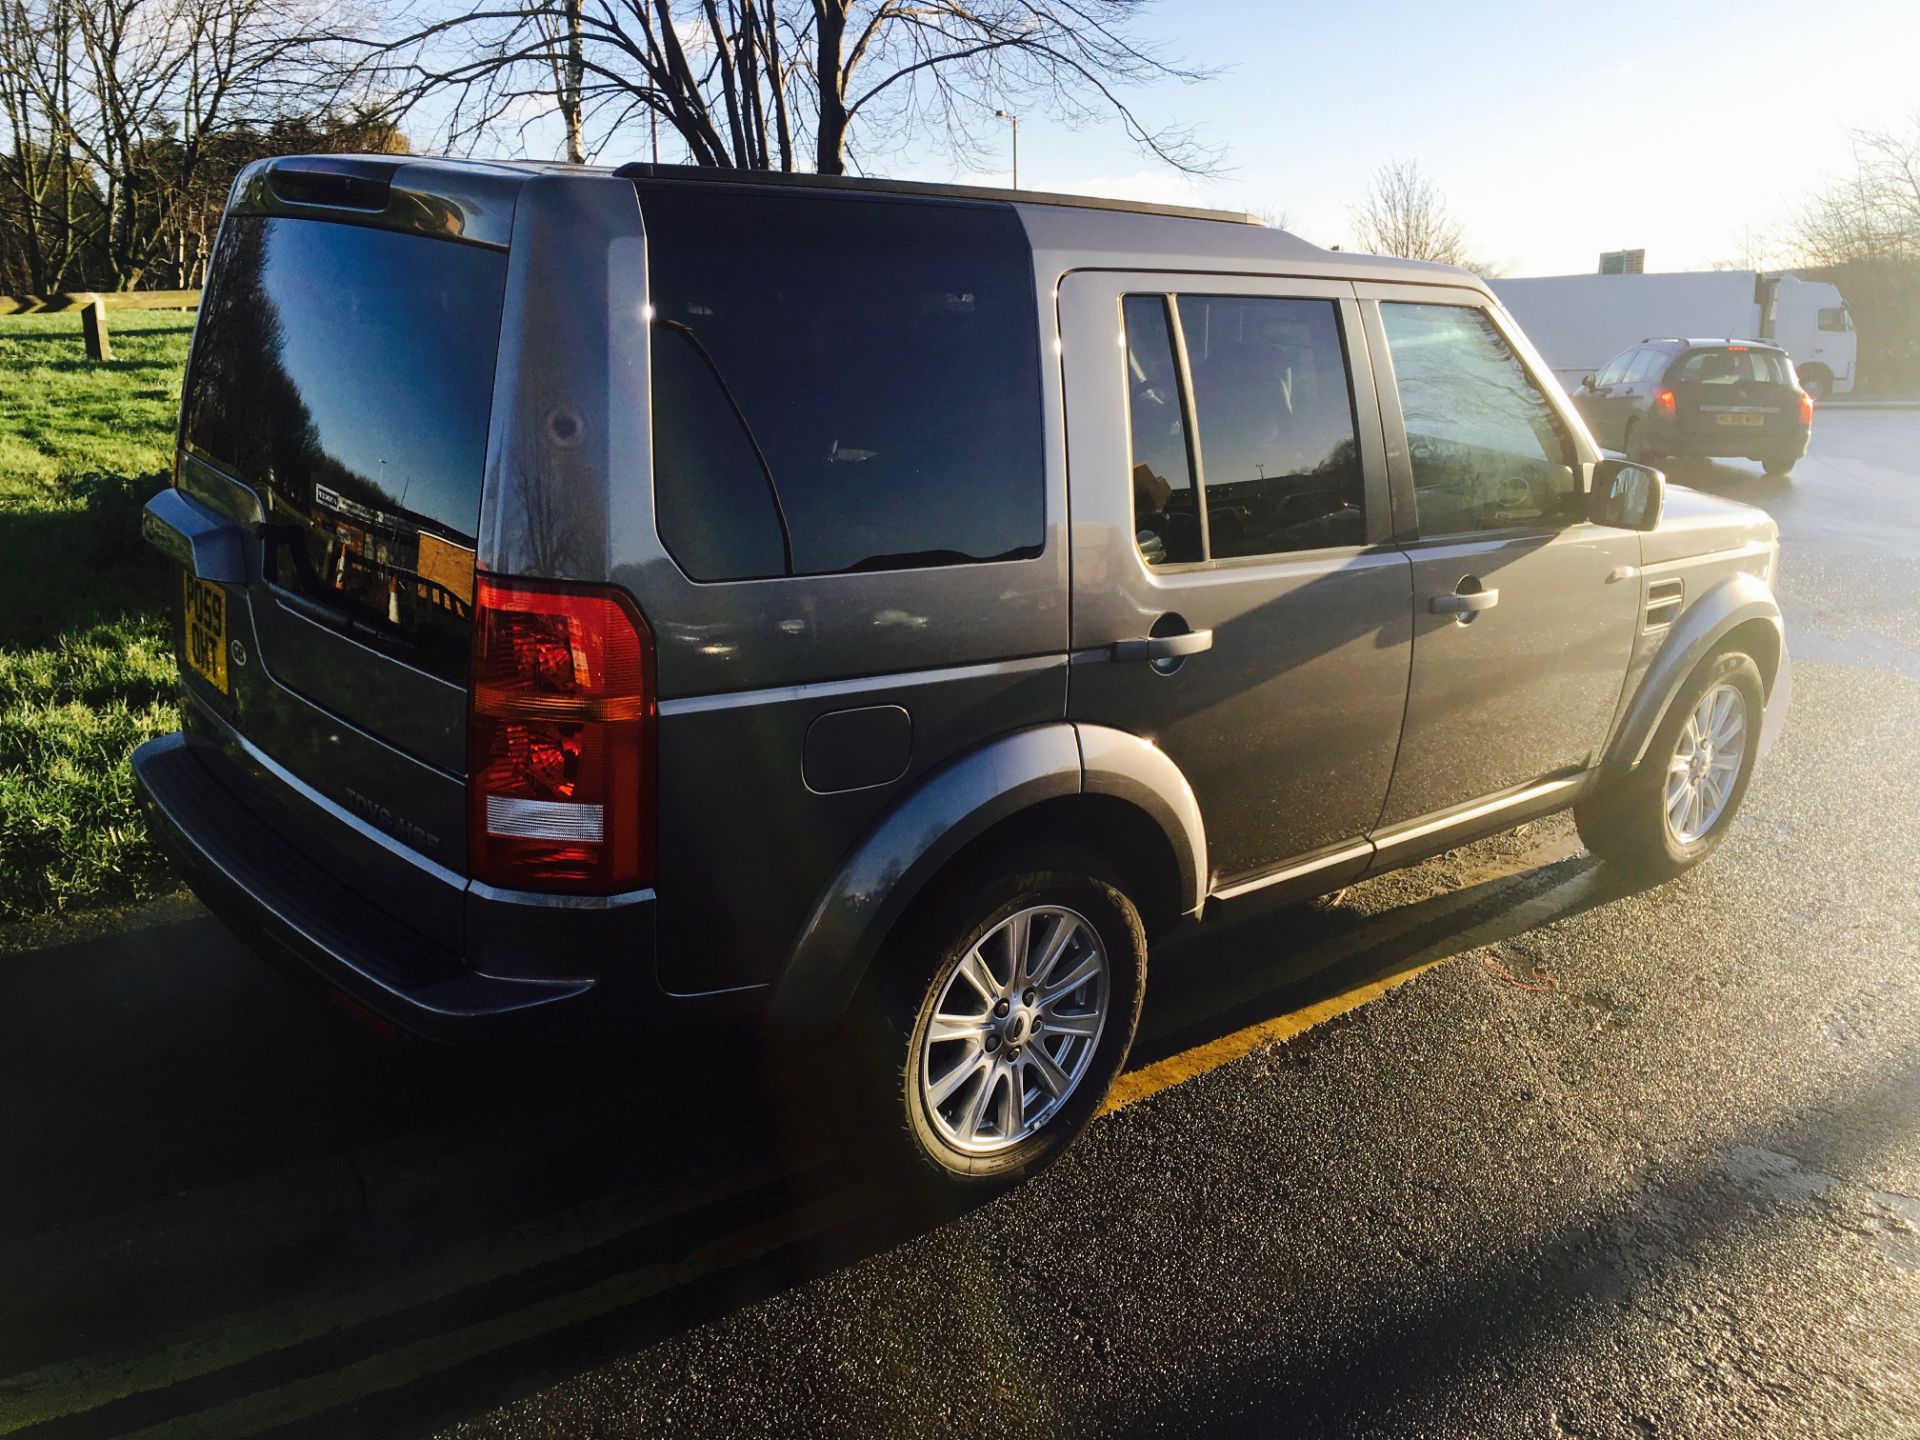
left=612, top=161, right=1262, bottom=227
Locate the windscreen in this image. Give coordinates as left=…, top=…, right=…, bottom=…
left=183, top=216, right=508, bottom=677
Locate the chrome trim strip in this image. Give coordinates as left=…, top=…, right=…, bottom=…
left=1210, top=840, right=1373, bottom=902
left=465, top=879, right=656, bottom=909
left=657, top=653, right=1063, bottom=716
left=1371, top=775, right=1584, bottom=852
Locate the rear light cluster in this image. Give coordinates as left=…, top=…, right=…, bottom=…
left=1654, top=388, right=1676, bottom=417
left=469, top=577, right=655, bottom=893
left=1799, top=390, right=1815, bottom=425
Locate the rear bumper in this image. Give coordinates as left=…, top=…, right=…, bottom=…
left=1659, top=420, right=1810, bottom=461
left=133, top=725, right=673, bottom=1042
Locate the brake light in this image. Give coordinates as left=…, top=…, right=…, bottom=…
left=1799, top=390, right=1815, bottom=424
left=468, top=576, right=654, bottom=892
left=1655, top=388, right=1676, bottom=417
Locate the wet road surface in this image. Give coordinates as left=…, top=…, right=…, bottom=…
left=2, top=412, right=1917, bottom=1438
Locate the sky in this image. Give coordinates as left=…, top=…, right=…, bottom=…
left=903, top=0, right=1920, bottom=276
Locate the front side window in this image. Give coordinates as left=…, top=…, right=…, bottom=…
left=1627, top=348, right=1670, bottom=383
left=1817, top=306, right=1851, bottom=332
left=644, top=189, right=1045, bottom=580
left=1597, top=349, right=1637, bottom=386
left=1380, top=302, right=1581, bottom=536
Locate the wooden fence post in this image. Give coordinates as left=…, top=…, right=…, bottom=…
left=80, top=296, right=112, bottom=361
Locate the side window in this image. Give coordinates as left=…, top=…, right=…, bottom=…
left=1627, top=348, right=1669, bottom=383
left=1121, top=296, right=1201, bottom=566
left=1175, top=295, right=1365, bottom=558
left=1817, top=306, right=1850, bottom=332
left=1379, top=302, right=1581, bottom=536
left=1597, top=350, right=1636, bottom=386
left=645, top=190, right=1045, bottom=580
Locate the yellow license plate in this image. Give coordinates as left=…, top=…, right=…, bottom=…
left=183, top=573, right=229, bottom=693
left=1715, top=413, right=1766, bottom=427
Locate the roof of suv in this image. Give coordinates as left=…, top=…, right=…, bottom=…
left=235, top=152, right=1485, bottom=293
left=1638, top=337, right=1787, bottom=352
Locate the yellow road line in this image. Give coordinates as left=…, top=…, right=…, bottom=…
left=117, top=1189, right=881, bottom=1440
left=0, top=1169, right=773, bottom=1436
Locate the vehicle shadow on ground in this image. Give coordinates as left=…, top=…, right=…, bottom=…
left=0, top=841, right=1659, bottom=1439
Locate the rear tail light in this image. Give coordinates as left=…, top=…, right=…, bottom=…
left=468, top=576, right=654, bottom=893
left=1799, top=390, right=1815, bottom=424
left=1654, top=388, right=1676, bottom=417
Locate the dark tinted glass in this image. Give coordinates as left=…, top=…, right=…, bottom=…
left=643, top=189, right=1045, bottom=579
left=1380, top=303, right=1581, bottom=536
left=1122, top=295, right=1200, bottom=566
left=183, top=217, right=506, bottom=679
left=185, top=217, right=505, bottom=544
left=1597, top=349, right=1636, bottom=386
left=1177, top=295, right=1364, bottom=557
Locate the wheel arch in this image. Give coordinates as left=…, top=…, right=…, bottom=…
left=765, top=722, right=1207, bottom=1024
left=1612, top=572, right=1784, bottom=773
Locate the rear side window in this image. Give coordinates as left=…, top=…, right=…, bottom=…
left=1176, top=295, right=1364, bottom=558
left=643, top=189, right=1045, bottom=580
left=1675, top=349, right=1793, bottom=386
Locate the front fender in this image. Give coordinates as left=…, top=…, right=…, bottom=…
left=1613, top=571, right=1786, bottom=772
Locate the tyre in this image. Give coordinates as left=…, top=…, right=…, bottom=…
left=1799, top=368, right=1831, bottom=401
left=849, top=850, right=1147, bottom=1203
left=1625, top=418, right=1663, bottom=467
left=1575, top=650, right=1765, bottom=880
left=1761, top=451, right=1798, bottom=478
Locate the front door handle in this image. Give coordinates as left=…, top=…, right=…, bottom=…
left=1110, top=629, right=1214, bottom=663
left=1429, top=589, right=1499, bottom=616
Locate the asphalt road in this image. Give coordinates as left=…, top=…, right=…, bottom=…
left=3, top=412, right=1917, bottom=1439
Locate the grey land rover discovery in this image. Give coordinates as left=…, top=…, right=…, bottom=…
left=136, top=155, right=1790, bottom=1198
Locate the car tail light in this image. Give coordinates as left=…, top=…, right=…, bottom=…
left=469, top=576, right=654, bottom=893
left=1799, top=390, right=1815, bottom=424
left=1654, top=388, right=1676, bottom=417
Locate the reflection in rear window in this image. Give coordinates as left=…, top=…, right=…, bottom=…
left=642, top=188, right=1045, bottom=580
left=184, top=216, right=506, bottom=545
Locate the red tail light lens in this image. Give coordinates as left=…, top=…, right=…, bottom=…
left=469, top=577, right=654, bottom=893
left=1654, top=388, right=1676, bottom=417
left=1799, top=390, right=1815, bottom=424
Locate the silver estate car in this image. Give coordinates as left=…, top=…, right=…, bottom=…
left=136, top=156, right=1789, bottom=1200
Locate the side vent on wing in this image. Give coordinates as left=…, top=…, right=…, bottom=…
left=1645, top=577, right=1684, bottom=630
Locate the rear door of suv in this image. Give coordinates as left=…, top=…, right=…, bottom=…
left=1060, top=271, right=1412, bottom=899
left=1670, top=345, right=1800, bottom=446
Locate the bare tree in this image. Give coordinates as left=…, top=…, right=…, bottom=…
left=1, top=0, right=378, bottom=290
left=1790, top=115, right=1920, bottom=267
left=376, top=1, right=1217, bottom=176
left=1349, top=158, right=1472, bottom=267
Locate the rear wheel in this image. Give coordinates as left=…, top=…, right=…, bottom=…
left=849, top=851, right=1147, bottom=1203
left=1625, top=418, right=1663, bottom=467
left=1576, top=650, right=1764, bottom=880
left=1799, top=367, right=1832, bottom=401
left=1761, top=450, right=1799, bottom=478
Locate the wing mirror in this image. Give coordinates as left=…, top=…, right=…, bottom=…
left=1581, top=373, right=1597, bottom=391
left=1589, top=458, right=1665, bottom=531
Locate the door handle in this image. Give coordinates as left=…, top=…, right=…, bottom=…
left=1110, top=629, right=1214, bottom=663
left=1429, top=589, right=1499, bottom=615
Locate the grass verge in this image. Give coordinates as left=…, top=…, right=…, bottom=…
left=1, top=311, right=194, bottom=919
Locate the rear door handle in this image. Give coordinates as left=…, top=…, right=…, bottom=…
left=1110, top=630, right=1214, bottom=663
left=1429, top=589, right=1499, bottom=615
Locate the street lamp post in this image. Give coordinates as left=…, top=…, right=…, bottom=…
left=994, top=109, right=1019, bottom=190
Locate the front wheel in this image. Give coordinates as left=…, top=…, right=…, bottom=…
left=1576, top=650, right=1765, bottom=880
left=850, top=853, right=1147, bottom=1203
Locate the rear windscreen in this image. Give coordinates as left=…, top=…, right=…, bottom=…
left=183, top=216, right=507, bottom=675
left=1674, top=349, right=1793, bottom=387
